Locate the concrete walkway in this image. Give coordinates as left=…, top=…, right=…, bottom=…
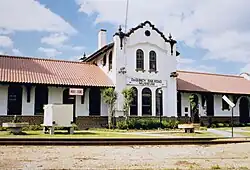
left=208, top=128, right=247, bottom=137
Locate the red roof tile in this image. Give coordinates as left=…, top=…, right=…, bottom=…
left=0, top=55, right=113, bottom=87
left=177, top=70, right=250, bottom=95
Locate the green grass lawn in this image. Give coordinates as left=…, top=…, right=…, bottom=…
left=0, top=130, right=151, bottom=138
left=0, top=129, right=219, bottom=138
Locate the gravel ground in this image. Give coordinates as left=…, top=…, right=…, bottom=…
left=1, top=143, right=250, bottom=170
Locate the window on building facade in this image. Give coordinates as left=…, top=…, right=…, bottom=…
left=222, top=94, right=230, bottom=110
left=108, top=51, right=112, bottom=71
left=34, top=86, right=48, bottom=115
left=142, top=88, right=152, bottom=115
left=103, top=54, right=106, bottom=66
left=149, top=51, right=156, bottom=71
left=156, top=88, right=163, bottom=116
left=130, top=87, right=138, bottom=116
left=136, top=49, right=144, bottom=70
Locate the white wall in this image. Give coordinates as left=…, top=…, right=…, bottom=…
left=110, top=22, right=177, bottom=117
left=0, top=85, right=8, bottom=115
left=0, top=85, right=108, bottom=117
left=22, top=86, right=35, bottom=116
left=180, top=92, right=250, bottom=117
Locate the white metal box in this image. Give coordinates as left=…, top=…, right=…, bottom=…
left=43, top=104, right=73, bottom=127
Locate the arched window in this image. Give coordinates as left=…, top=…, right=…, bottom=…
left=136, top=49, right=144, bottom=70
left=142, top=88, right=152, bottom=115
left=130, top=87, right=138, bottom=116
left=102, top=54, right=106, bottom=66
left=108, top=51, right=112, bottom=70
left=156, top=88, right=163, bottom=116
left=149, top=51, right=156, bottom=71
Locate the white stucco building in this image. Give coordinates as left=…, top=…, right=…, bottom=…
left=0, top=21, right=250, bottom=128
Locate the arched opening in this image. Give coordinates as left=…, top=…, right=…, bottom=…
left=63, top=89, right=76, bottom=122
left=239, top=97, right=249, bottom=123
left=7, top=85, right=23, bottom=115
left=130, top=87, right=138, bottom=116
left=156, top=88, right=163, bottom=116
left=136, top=49, right=144, bottom=70
left=149, top=51, right=157, bottom=71
left=189, top=94, right=199, bottom=123
left=89, top=87, right=101, bottom=116
left=142, top=88, right=152, bottom=116
left=34, top=85, right=48, bottom=115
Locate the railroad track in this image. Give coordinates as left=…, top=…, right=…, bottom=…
left=0, top=137, right=249, bottom=145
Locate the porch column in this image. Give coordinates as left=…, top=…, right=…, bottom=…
left=152, top=88, right=156, bottom=116
left=138, top=87, right=142, bottom=116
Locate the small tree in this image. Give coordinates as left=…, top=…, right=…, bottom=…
left=122, top=87, right=135, bottom=125
left=101, top=88, right=117, bottom=129
left=189, top=94, right=199, bottom=123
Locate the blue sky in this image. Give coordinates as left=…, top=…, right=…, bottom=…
left=0, top=0, right=250, bottom=75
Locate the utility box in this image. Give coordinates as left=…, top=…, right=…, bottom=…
left=42, top=104, right=74, bottom=135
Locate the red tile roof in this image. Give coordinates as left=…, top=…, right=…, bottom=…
left=0, top=55, right=113, bottom=87
left=177, top=70, right=250, bottom=95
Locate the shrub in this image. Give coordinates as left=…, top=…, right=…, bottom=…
left=117, top=121, right=128, bottom=130
left=216, top=123, right=224, bottom=128
left=117, top=118, right=179, bottom=130
left=0, top=127, right=7, bottom=131
left=211, top=124, right=217, bottom=128
left=22, top=125, right=43, bottom=131
left=224, top=123, right=230, bottom=127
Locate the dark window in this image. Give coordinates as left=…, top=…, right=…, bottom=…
left=63, top=89, right=76, bottom=122
left=156, top=88, right=163, bottom=116
left=89, top=88, right=101, bottom=116
left=149, top=51, right=156, bottom=71
left=185, top=107, right=188, bottom=112
left=130, top=87, right=138, bottom=116
left=136, top=49, right=144, bottom=70
left=222, top=95, right=230, bottom=110
left=142, top=88, right=152, bottom=115
left=177, top=92, right=181, bottom=117
left=108, top=51, right=112, bottom=71
left=7, top=85, right=22, bottom=115
left=103, top=54, right=107, bottom=66
left=34, top=86, right=48, bottom=115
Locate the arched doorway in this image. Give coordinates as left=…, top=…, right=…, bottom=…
left=189, top=94, right=199, bottom=123
left=142, top=88, right=152, bottom=116
left=7, top=85, right=23, bottom=115
left=63, top=89, right=76, bottom=122
left=89, top=87, right=101, bottom=116
left=239, top=97, right=249, bottom=123
left=156, top=88, right=163, bottom=116
left=130, top=87, right=138, bottom=116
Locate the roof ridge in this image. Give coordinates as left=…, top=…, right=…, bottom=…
left=177, top=70, right=243, bottom=78
left=0, top=54, right=94, bottom=65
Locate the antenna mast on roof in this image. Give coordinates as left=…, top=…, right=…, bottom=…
left=124, top=0, right=129, bottom=33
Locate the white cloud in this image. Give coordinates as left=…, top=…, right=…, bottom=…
left=0, top=36, right=13, bottom=47
left=41, top=33, right=85, bottom=51
left=177, top=56, right=195, bottom=64
left=41, top=33, right=69, bottom=47
left=75, top=0, right=250, bottom=73
left=0, top=0, right=76, bottom=34
left=38, top=47, right=62, bottom=58
left=12, top=49, right=23, bottom=56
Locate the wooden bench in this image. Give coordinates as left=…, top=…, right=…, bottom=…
left=178, top=124, right=200, bottom=133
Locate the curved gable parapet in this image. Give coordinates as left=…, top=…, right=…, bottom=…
left=114, top=20, right=177, bottom=44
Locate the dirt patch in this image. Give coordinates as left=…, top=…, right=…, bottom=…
left=0, top=144, right=250, bottom=169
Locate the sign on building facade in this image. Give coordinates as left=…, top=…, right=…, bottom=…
left=69, top=88, right=84, bottom=96
left=126, top=77, right=167, bottom=87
